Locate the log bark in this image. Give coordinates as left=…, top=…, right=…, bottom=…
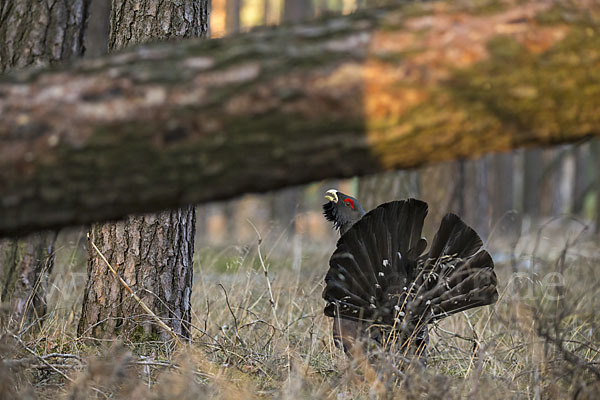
left=0, top=0, right=90, bottom=329
left=77, top=0, right=206, bottom=342
left=1, top=0, right=600, bottom=237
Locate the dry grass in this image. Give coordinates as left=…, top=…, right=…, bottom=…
left=2, top=219, right=600, bottom=399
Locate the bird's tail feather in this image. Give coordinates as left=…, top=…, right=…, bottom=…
left=406, top=214, right=497, bottom=325
left=323, top=204, right=497, bottom=338
left=323, top=199, right=428, bottom=325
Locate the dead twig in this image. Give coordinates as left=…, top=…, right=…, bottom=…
left=247, top=220, right=281, bottom=331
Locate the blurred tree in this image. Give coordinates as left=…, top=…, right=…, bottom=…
left=523, top=149, right=543, bottom=219
left=77, top=0, right=208, bottom=342
left=594, top=141, right=600, bottom=236
left=263, top=0, right=271, bottom=25
left=490, top=153, right=514, bottom=229
left=226, top=0, right=242, bottom=32
left=283, top=0, right=314, bottom=22
left=269, top=0, right=319, bottom=237
left=572, top=143, right=591, bottom=216
left=85, top=0, right=111, bottom=58
left=0, top=0, right=89, bottom=331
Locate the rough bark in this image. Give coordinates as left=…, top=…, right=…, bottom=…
left=0, top=0, right=89, bottom=72
left=0, top=0, right=89, bottom=330
left=78, top=209, right=195, bottom=341
left=77, top=0, right=206, bottom=343
left=109, top=0, right=209, bottom=47
left=1, top=0, right=600, bottom=237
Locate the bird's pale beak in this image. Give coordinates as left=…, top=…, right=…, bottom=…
left=325, top=189, right=338, bottom=203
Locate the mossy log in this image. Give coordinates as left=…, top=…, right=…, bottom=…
left=1, top=0, right=599, bottom=237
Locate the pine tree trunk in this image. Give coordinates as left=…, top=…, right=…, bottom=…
left=0, top=0, right=89, bottom=331
left=78, top=210, right=195, bottom=341
left=77, top=0, right=208, bottom=342
left=0, top=0, right=89, bottom=72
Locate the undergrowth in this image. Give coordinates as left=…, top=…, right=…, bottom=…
left=1, top=220, right=600, bottom=399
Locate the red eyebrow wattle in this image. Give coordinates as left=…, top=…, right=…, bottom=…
left=344, top=198, right=354, bottom=209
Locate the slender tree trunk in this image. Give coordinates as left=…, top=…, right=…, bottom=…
left=490, top=153, right=514, bottom=227
left=263, top=0, right=271, bottom=25
left=283, top=0, right=314, bottom=23
left=594, top=141, right=600, bottom=236
left=0, top=232, right=57, bottom=331
left=523, top=149, right=543, bottom=219
left=462, top=157, right=490, bottom=239
left=0, top=0, right=89, bottom=331
left=572, top=143, right=590, bottom=216
left=77, top=0, right=208, bottom=342
left=85, top=0, right=111, bottom=58
left=226, top=0, right=242, bottom=33
left=268, top=0, right=316, bottom=238
left=418, top=161, right=465, bottom=238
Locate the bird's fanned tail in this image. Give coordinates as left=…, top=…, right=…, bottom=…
left=322, top=200, right=497, bottom=348
left=323, top=199, right=429, bottom=325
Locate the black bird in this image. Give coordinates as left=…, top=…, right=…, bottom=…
left=322, top=189, right=498, bottom=363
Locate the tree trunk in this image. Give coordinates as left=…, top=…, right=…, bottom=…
left=1, top=1, right=600, bottom=237
left=418, top=161, right=466, bottom=238
left=283, top=0, right=314, bottom=23
left=462, top=156, right=491, bottom=239
left=0, top=0, right=89, bottom=331
left=595, top=141, right=600, bottom=236
left=226, top=0, right=242, bottom=33
left=78, top=209, right=195, bottom=341
left=77, top=0, right=208, bottom=342
left=0, top=0, right=89, bottom=73
left=0, top=232, right=57, bottom=331
left=490, top=152, right=514, bottom=227
left=572, top=143, right=590, bottom=216
left=523, top=149, right=543, bottom=219
left=85, top=0, right=111, bottom=58
left=268, top=0, right=317, bottom=239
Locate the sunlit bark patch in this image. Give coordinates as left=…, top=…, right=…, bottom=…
left=363, top=1, right=572, bottom=169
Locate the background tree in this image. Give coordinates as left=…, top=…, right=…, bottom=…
left=0, top=0, right=90, bottom=331
left=77, top=0, right=209, bottom=342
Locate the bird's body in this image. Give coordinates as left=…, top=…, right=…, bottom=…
left=322, top=189, right=497, bottom=364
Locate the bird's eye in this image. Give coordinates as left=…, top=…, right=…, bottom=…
left=344, top=199, right=355, bottom=209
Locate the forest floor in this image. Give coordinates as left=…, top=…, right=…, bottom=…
left=2, top=219, right=600, bottom=399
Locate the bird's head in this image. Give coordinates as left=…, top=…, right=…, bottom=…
left=322, top=189, right=366, bottom=235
